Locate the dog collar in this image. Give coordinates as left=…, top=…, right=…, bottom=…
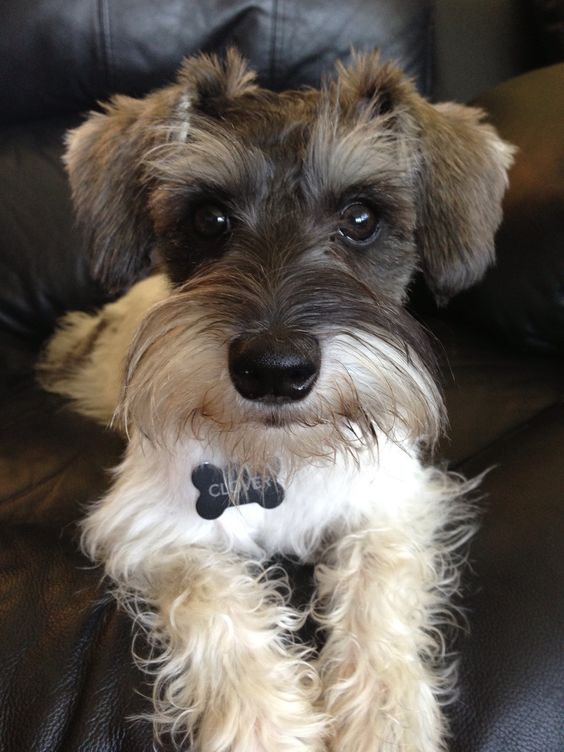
left=191, top=463, right=285, bottom=520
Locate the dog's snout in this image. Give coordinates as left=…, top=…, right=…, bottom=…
left=229, top=333, right=320, bottom=404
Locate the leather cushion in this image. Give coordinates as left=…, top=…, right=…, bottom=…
left=448, top=403, right=564, bottom=752
left=0, top=525, right=153, bottom=752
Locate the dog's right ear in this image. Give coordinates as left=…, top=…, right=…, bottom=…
left=65, top=49, right=257, bottom=292
left=64, top=94, right=161, bottom=292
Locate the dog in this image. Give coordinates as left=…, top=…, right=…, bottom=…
left=39, top=49, right=514, bottom=752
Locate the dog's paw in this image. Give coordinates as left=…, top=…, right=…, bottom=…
left=323, top=684, right=445, bottom=752
left=151, top=658, right=327, bottom=752
left=125, top=548, right=329, bottom=752
left=191, top=678, right=327, bottom=752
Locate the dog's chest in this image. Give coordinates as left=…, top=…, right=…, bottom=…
left=116, top=435, right=427, bottom=561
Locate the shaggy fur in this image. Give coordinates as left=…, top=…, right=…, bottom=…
left=39, top=50, right=514, bottom=751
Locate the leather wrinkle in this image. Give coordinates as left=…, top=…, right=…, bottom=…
left=0, top=450, right=85, bottom=507
left=451, top=402, right=564, bottom=473
left=0, top=529, right=107, bottom=750
left=53, top=597, right=122, bottom=752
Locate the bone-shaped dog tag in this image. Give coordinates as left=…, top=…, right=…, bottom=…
left=192, top=463, right=285, bottom=520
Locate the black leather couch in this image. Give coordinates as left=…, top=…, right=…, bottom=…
left=1, top=1, right=562, bottom=750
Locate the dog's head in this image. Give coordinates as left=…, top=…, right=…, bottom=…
left=65, top=50, right=513, bottom=467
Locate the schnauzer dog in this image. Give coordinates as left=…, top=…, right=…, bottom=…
left=39, top=50, right=513, bottom=752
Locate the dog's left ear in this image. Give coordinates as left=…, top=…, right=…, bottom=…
left=413, top=100, right=515, bottom=304
left=337, top=53, right=515, bottom=305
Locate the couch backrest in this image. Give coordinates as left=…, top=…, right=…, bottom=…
left=432, top=0, right=543, bottom=102
left=0, top=0, right=434, bottom=125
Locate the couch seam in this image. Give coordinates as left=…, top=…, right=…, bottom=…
left=97, top=0, right=114, bottom=93
left=269, top=0, right=280, bottom=89
left=425, top=1, right=434, bottom=97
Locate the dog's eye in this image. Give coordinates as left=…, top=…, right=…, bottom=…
left=338, top=203, right=380, bottom=244
left=192, top=203, right=231, bottom=238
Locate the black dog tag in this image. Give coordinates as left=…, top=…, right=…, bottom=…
left=192, top=463, right=285, bottom=520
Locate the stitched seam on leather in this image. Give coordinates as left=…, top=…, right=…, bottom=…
left=269, top=0, right=280, bottom=88
left=424, top=3, right=434, bottom=97
left=400, top=10, right=433, bottom=97
left=97, top=0, right=113, bottom=93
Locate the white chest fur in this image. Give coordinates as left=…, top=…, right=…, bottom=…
left=83, top=429, right=437, bottom=575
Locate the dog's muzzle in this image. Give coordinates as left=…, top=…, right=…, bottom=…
left=228, top=332, right=320, bottom=404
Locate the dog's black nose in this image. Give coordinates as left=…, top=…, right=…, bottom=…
left=229, top=333, right=320, bottom=403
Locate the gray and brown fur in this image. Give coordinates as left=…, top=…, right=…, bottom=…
left=65, top=49, right=513, bottom=299
left=50, top=49, right=515, bottom=459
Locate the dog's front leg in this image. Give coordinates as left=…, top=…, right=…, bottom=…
left=314, top=526, right=449, bottom=752
left=136, top=548, right=326, bottom=752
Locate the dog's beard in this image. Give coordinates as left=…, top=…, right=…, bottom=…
left=117, top=280, right=444, bottom=473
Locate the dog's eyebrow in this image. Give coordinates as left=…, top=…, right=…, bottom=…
left=318, top=179, right=412, bottom=213
left=144, top=120, right=272, bottom=196
left=151, top=180, right=236, bottom=221
left=304, top=110, right=417, bottom=200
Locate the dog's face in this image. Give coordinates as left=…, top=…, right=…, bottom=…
left=65, top=51, right=513, bottom=468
